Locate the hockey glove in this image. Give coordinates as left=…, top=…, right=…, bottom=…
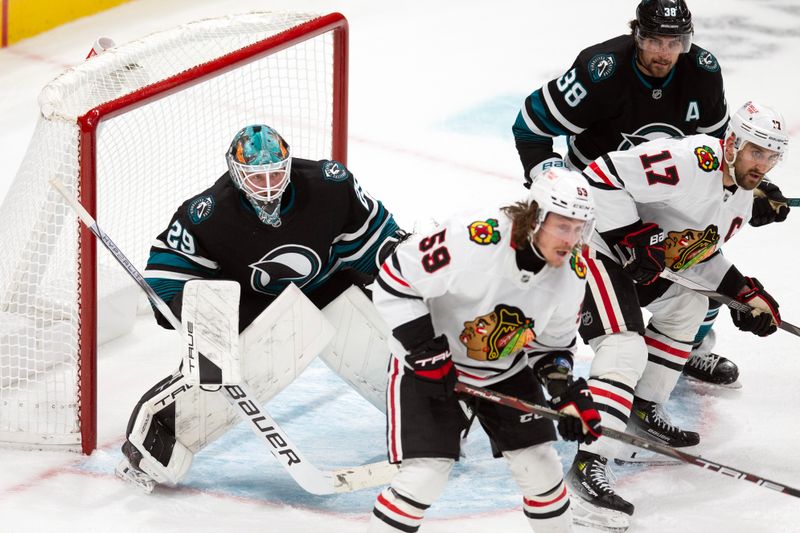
left=750, top=181, right=789, bottom=227
left=731, top=277, right=781, bottom=337
left=617, top=222, right=666, bottom=285
left=406, top=334, right=457, bottom=401
left=548, top=378, right=602, bottom=444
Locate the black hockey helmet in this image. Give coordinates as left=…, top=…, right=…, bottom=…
left=636, top=0, right=693, bottom=36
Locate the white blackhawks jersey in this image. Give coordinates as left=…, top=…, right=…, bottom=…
left=583, top=133, right=753, bottom=289
left=373, top=210, right=588, bottom=386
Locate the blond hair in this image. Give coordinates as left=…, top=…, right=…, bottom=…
left=501, top=200, right=539, bottom=249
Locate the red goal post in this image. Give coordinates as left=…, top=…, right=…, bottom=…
left=0, top=12, right=348, bottom=454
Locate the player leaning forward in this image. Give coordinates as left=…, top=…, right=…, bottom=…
left=568, top=101, right=788, bottom=520
left=367, top=169, right=603, bottom=533
left=116, top=124, right=402, bottom=489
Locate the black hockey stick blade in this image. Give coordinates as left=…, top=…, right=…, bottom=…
left=658, top=270, right=800, bottom=338
left=454, top=382, right=800, bottom=499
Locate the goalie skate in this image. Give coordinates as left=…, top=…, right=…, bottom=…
left=115, top=456, right=156, bottom=494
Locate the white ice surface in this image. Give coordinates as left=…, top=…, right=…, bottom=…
left=1, top=1, right=799, bottom=532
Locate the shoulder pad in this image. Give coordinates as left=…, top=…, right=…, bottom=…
left=586, top=52, right=618, bottom=83
left=569, top=249, right=588, bottom=280
left=466, top=218, right=503, bottom=246
left=320, top=160, right=351, bottom=182
left=186, top=194, right=216, bottom=224
left=694, top=47, right=720, bottom=73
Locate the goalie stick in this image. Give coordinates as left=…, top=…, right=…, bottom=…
left=658, top=269, right=800, bottom=338
left=50, top=178, right=398, bottom=495
left=454, top=382, right=800, bottom=499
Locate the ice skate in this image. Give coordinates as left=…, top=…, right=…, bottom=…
left=629, top=398, right=700, bottom=447
left=567, top=451, right=633, bottom=531
left=115, top=440, right=156, bottom=494
left=683, top=352, right=741, bottom=388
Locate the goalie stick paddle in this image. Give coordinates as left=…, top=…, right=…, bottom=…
left=50, top=178, right=398, bottom=495
left=658, top=269, right=800, bottom=338
left=454, top=382, right=800, bottom=499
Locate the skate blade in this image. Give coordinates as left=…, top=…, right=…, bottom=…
left=115, top=458, right=156, bottom=494
left=614, top=451, right=683, bottom=466
left=571, top=498, right=630, bottom=532
left=684, top=374, right=743, bottom=390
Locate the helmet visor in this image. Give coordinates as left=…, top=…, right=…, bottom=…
left=537, top=213, right=596, bottom=248
left=636, top=28, right=692, bottom=54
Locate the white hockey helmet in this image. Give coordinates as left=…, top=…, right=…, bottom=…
left=726, top=101, right=789, bottom=157
left=528, top=167, right=595, bottom=245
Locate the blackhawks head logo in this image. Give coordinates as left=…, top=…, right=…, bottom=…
left=694, top=145, right=720, bottom=172
left=467, top=218, right=501, bottom=245
left=570, top=250, right=587, bottom=279
left=665, top=225, right=719, bottom=271
left=459, top=304, right=535, bottom=361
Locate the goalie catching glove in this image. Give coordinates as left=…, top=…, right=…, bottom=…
left=616, top=222, right=666, bottom=285
left=731, top=277, right=781, bottom=337
left=406, top=334, right=457, bottom=400
left=750, top=180, right=790, bottom=227
left=548, top=377, right=602, bottom=444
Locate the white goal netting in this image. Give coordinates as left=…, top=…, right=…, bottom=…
left=0, top=11, right=346, bottom=452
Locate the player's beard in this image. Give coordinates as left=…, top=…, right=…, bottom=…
left=734, top=166, right=765, bottom=191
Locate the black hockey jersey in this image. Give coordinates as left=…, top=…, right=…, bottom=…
left=144, top=158, right=401, bottom=330
left=513, top=34, right=728, bottom=184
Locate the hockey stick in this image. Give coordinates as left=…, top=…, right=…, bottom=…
left=658, top=269, right=800, bottom=338
left=454, top=382, right=800, bottom=499
left=787, top=198, right=800, bottom=207
left=50, top=178, right=397, bottom=495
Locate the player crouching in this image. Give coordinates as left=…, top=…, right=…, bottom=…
left=367, top=169, right=610, bottom=533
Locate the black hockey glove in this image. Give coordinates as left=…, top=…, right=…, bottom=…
left=617, top=222, right=666, bottom=285
left=548, top=378, right=602, bottom=444
left=731, top=277, right=781, bottom=337
left=405, top=335, right=457, bottom=401
left=750, top=181, right=789, bottom=227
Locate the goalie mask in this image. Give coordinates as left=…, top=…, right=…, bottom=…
left=227, top=125, right=292, bottom=227
left=527, top=168, right=595, bottom=250
left=724, top=102, right=789, bottom=186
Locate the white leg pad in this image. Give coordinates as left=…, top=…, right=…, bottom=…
left=127, top=394, right=195, bottom=485
left=391, top=457, right=454, bottom=505
left=128, top=284, right=335, bottom=477
left=239, top=283, right=335, bottom=403
left=504, top=443, right=564, bottom=496
left=587, top=330, right=647, bottom=386
left=368, top=457, right=453, bottom=532
left=318, top=286, right=392, bottom=412
left=646, top=283, right=708, bottom=342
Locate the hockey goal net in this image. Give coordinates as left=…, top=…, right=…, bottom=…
left=0, top=12, right=348, bottom=454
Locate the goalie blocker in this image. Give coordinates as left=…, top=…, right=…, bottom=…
left=123, top=281, right=393, bottom=488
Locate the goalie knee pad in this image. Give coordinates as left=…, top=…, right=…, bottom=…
left=318, top=286, right=392, bottom=412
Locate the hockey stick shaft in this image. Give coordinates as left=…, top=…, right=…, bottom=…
left=658, top=269, right=800, bottom=337
left=50, top=178, right=397, bottom=495
left=454, top=382, right=800, bottom=499
left=787, top=198, right=800, bottom=207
